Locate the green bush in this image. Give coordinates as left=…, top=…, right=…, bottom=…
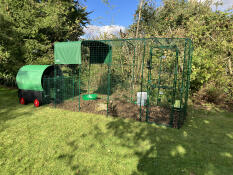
left=0, top=72, right=16, bottom=87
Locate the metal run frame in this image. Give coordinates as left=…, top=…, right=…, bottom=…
left=43, top=38, right=193, bottom=128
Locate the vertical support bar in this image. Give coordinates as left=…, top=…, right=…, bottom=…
left=169, top=47, right=179, bottom=127
left=62, top=76, right=64, bottom=106
left=184, top=39, right=193, bottom=120
left=47, top=75, right=50, bottom=105
left=78, top=64, right=81, bottom=111
left=107, top=46, right=112, bottom=116
left=156, top=50, right=163, bottom=106
left=130, top=47, right=136, bottom=103
left=72, top=76, right=74, bottom=111
left=88, top=60, right=91, bottom=94
left=139, top=40, right=146, bottom=121
left=107, top=64, right=111, bottom=116
left=178, top=39, right=187, bottom=126
left=54, top=65, right=57, bottom=108
left=146, top=47, right=152, bottom=122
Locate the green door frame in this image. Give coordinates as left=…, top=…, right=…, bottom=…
left=146, top=45, right=179, bottom=127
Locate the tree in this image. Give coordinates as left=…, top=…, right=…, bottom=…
left=128, top=0, right=233, bottom=103
left=136, top=0, right=144, bottom=38
left=0, top=0, right=89, bottom=85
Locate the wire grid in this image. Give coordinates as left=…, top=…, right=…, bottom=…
left=45, top=38, right=192, bottom=128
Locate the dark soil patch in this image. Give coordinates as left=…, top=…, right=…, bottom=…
left=55, top=97, right=179, bottom=127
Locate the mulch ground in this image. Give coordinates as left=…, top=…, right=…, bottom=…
left=55, top=97, right=179, bottom=127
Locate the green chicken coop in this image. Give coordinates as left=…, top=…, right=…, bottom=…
left=16, top=65, right=62, bottom=107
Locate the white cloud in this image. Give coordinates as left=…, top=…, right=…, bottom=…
left=194, top=0, right=233, bottom=11
left=215, top=0, right=233, bottom=11
left=82, top=25, right=126, bottom=39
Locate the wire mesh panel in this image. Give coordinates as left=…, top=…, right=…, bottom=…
left=106, top=40, right=138, bottom=120
left=78, top=63, right=109, bottom=115
left=43, top=65, right=80, bottom=111
left=45, top=38, right=192, bottom=128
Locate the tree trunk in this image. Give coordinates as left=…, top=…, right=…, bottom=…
left=136, top=0, right=144, bottom=38
left=228, top=57, right=232, bottom=75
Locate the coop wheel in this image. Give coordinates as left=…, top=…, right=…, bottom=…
left=34, top=99, right=40, bottom=107
left=19, top=97, right=26, bottom=105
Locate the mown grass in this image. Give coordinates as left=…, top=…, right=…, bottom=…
left=0, top=86, right=233, bottom=175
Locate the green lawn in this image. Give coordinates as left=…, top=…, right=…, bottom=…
left=0, top=86, right=233, bottom=175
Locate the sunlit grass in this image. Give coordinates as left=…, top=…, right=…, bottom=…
left=0, top=86, right=233, bottom=175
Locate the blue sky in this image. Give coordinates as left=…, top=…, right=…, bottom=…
left=82, top=0, right=162, bottom=38
left=82, top=0, right=232, bottom=38
left=84, top=0, right=161, bottom=27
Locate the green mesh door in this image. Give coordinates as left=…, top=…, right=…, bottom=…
left=146, top=46, right=179, bottom=125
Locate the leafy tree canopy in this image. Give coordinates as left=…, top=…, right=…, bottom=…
left=0, top=0, right=89, bottom=83
left=129, top=0, right=232, bottom=102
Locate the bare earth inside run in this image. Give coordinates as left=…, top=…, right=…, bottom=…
left=54, top=97, right=179, bottom=127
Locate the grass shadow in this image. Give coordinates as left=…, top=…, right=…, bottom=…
left=57, top=140, right=89, bottom=175
left=0, top=86, right=35, bottom=132
left=95, top=106, right=233, bottom=174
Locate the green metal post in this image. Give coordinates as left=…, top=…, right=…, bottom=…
left=156, top=50, right=163, bottom=106
left=146, top=47, right=152, bottom=122
left=178, top=39, right=187, bottom=127
left=183, top=40, right=193, bottom=121
left=54, top=65, right=57, bottom=108
left=107, top=65, right=111, bottom=116
left=107, top=47, right=112, bottom=116
left=73, top=76, right=75, bottom=111
left=88, top=59, right=91, bottom=94
left=130, top=47, right=136, bottom=103
left=169, top=47, right=179, bottom=127
left=78, top=65, right=81, bottom=111
left=47, top=76, right=50, bottom=105
left=139, top=41, right=146, bottom=121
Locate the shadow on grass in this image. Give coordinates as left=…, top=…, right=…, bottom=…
left=0, top=86, right=40, bottom=174
left=105, top=119, right=173, bottom=175
left=101, top=107, right=233, bottom=174
left=57, top=140, right=90, bottom=175
left=56, top=102, right=233, bottom=174
left=0, top=87, right=34, bottom=132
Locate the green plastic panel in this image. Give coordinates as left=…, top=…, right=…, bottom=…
left=16, top=65, right=51, bottom=91
left=54, top=41, right=82, bottom=64
left=54, top=41, right=112, bottom=65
